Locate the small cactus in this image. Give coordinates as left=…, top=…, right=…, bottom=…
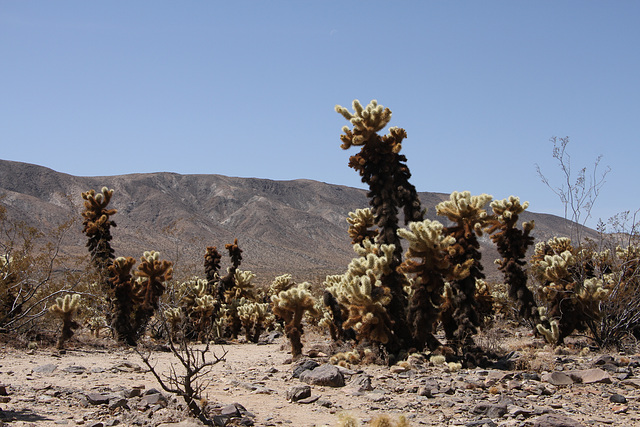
left=50, top=294, right=81, bottom=350
left=271, top=283, right=319, bottom=358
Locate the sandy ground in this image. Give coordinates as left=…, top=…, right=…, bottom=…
left=1, top=332, right=640, bottom=427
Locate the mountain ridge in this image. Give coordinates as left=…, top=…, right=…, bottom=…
left=0, top=159, right=594, bottom=284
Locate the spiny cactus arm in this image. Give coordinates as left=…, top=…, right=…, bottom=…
left=108, top=256, right=136, bottom=287
left=347, top=208, right=378, bottom=245
left=335, top=100, right=392, bottom=149
left=269, top=273, right=294, bottom=296
left=50, top=294, right=81, bottom=316
left=436, top=191, right=493, bottom=235
left=135, top=251, right=173, bottom=310
left=204, top=246, right=222, bottom=284
left=537, top=319, right=560, bottom=344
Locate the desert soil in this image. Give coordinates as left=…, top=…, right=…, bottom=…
left=0, top=332, right=639, bottom=427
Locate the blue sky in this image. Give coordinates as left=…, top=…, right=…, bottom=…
left=2, top=1, right=638, bottom=228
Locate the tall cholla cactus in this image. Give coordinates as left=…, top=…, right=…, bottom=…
left=271, top=283, right=319, bottom=358
left=398, top=218, right=470, bottom=351
left=484, top=196, right=538, bottom=325
left=436, top=191, right=493, bottom=350
left=336, top=100, right=424, bottom=353
left=50, top=294, right=81, bottom=350
left=81, top=187, right=117, bottom=274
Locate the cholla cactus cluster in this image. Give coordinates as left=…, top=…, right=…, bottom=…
left=397, top=218, right=467, bottom=351
left=436, top=191, right=493, bottom=349
left=50, top=294, right=81, bottom=349
left=530, top=236, right=617, bottom=344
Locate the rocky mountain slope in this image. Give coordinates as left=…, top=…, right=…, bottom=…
left=0, top=159, right=595, bottom=284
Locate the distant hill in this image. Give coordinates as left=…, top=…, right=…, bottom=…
left=0, top=159, right=597, bottom=284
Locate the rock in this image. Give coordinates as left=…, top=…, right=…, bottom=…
left=296, top=395, right=320, bottom=404
left=86, top=393, right=111, bottom=405
left=108, top=397, right=128, bottom=410
left=299, top=364, right=344, bottom=387
left=62, top=365, right=87, bottom=374
left=157, top=422, right=203, bottom=427
left=609, top=393, right=627, bottom=404
left=593, top=355, right=615, bottom=366
left=292, top=359, right=319, bottom=378
left=0, top=384, right=8, bottom=395
left=221, top=403, right=241, bottom=417
left=621, top=378, right=640, bottom=388
left=346, top=373, right=373, bottom=392
left=541, top=372, right=573, bottom=386
left=33, top=364, right=58, bottom=374
left=471, top=402, right=507, bottom=418
left=140, top=393, right=167, bottom=407
left=466, top=420, right=497, bottom=427
left=286, top=385, right=311, bottom=402
left=568, top=368, right=612, bottom=384
left=417, top=386, right=433, bottom=397
left=112, top=362, right=143, bottom=373
left=532, top=414, right=585, bottom=427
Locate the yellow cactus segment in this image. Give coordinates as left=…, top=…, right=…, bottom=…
left=50, top=294, right=81, bottom=316
left=142, top=250, right=161, bottom=263
left=271, top=283, right=318, bottom=315
left=269, top=274, right=294, bottom=296
left=164, top=307, right=183, bottom=323
left=580, top=278, right=610, bottom=301
left=490, top=196, right=530, bottom=223
left=537, top=251, right=575, bottom=284
left=335, top=100, right=393, bottom=149
left=537, top=319, right=560, bottom=344
left=436, top=191, right=493, bottom=233
left=193, top=295, right=216, bottom=314
left=398, top=219, right=456, bottom=273
left=237, top=302, right=275, bottom=328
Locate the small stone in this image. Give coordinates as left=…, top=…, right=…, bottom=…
left=62, top=365, right=87, bottom=374
left=569, top=368, right=612, bottom=384
left=286, top=385, right=311, bottom=402
left=417, top=386, right=433, bottom=398
left=299, top=364, right=344, bottom=387
left=541, top=372, right=573, bottom=386
left=296, top=395, right=320, bottom=404
left=609, top=394, right=627, bottom=404
left=140, top=393, right=167, bottom=407
left=86, top=393, right=110, bottom=405
left=108, top=397, right=128, bottom=410
left=292, top=360, right=319, bottom=378
left=532, top=413, right=585, bottom=427
left=33, top=364, right=58, bottom=374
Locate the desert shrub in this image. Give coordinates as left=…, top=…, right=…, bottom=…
left=0, top=198, right=83, bottom=337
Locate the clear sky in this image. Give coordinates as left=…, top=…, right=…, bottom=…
left=2, top=1, right=638, bottom=228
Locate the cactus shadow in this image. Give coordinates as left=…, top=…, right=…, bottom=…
left=0, top=408, right=53, bottom=423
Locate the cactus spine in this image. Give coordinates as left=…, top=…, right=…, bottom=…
left=50, top=294, right=81, bottom=350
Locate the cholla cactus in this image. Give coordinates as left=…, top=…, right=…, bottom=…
left=81, top=187, right=117, bottom=274
left=336, top=100, right=424, bottom=353
left=338, top=270, right=392, bottom=345
left=271, top=283, right=319, bottom=358
left=237, top=301, right=274, bottom=342
left=135, top=251, right=173, bottom=311
left=223, top=269, right=256, bottom=303
left=436, top=191, right=492, bottom=350
left=397, top=218, right=468, bottom=351
left=50, top=294, right=81, bottom=350
left=484, top=196, right=538, bottom=324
